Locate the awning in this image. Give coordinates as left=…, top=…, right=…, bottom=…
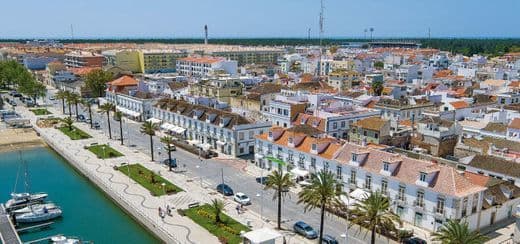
left=172, top=126, right=186, bottom=134
left=197, top=143, right=212, bottom=151
left=242, top=228, right=282, bottom=244
left=146, top=118, right=162, bottom=124
left=117, top=106, right=141, bottom=117
left=350, top=188, right=370, bottom=201
left=216, top=140, right=226, bottom=146
left=290, top=168, right=309, bottom=178
left=160, top=123, right=176, bottom=131
left=255, top=153, right=264, bottom=159
left=340, top=195, right=357, bottom=208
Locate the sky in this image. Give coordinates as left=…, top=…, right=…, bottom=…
left=1, top=0, right=519, bottom=39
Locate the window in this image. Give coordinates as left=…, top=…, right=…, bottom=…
left=288, top=137, right=293, bottom=144
left=287, top=151, right=294, bottom=162
left=383, top=162, right=389, bottom=171
left=249, top=131, right=254, bottom=139
left=352, top=153, right=357, bottom=162
left=365, top=175, right=372, bottom=190
left=363, top=131, right=367, bottom=136
left=323, top=161, right=329, bottom=171
left=350, top=170, right=357, bottom=185
left=396, top=206, right=404, bottom=217
left=341, top=121, right=346, bottom=128
left=381, top=179, right=388, bottom=194
left=416, top=191, right=425, bottom=207
left=310, top=158, right=316, bottom=169
left=461, top=197, right=468, bottom=217
left=268, top=131, right=273, bottom=138
left=398, top=185, right=406, bottom=201
left=239, top=132, right=245, bottom=140
left=374, top=133, right=379, bottom=139
left=436, top=197, right=445, bottom=214
left=336, top=166, right=342, bottom=179
left=311, top=144, right=317, bottom=150
left=267, top=144, right=272, bottom=154
left=333, top=122, right=338, bottom=129
left=472, top=194, right=478, bottom=214
left=419, top=172, right=427, bottom=182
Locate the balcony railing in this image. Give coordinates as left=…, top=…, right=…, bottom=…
left=433, top=207, right=446, bottom=218
left=413, top=200, right=425, bottom=209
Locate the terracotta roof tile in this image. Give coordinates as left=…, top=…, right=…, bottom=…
left=450, top=101, right=469, bottom=109
left=509, top=118, right=520, bottom=130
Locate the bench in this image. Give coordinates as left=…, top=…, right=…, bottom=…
left=187, top=202, right=200, bottom=208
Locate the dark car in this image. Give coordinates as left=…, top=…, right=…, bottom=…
left=78, top=114, right=86, bottom=122
left=322, top=235, right=338, bottom=244
left=13, top=93, right=22, bottom=98
left=93, top=122, right=101, bottom=129
left=403, top=237, right=427, bottom=244
left=293, top=221, right=318, bottom=239
left=216, top=184, right=234, bottom=196
left=162, top=158, right=177, bottom=168
left=256, top=177, right=268, bottom=185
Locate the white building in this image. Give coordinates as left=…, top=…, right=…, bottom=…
left=255, top=126, right=495, bottom=232
left=152, top=98, right=271, bottom=157
left=176, top=56, right=238, bottom=77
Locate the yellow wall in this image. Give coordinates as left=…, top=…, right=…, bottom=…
left=115, top=50, right=142, bottom=73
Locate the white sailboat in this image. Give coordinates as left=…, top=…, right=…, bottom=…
left=4, top=152, right=48, bottom=211
left=11, top=202, right=57, bottom=215
left=51, top=235, right=82, bottom=244
left=15, top=205, right=62, bottom=223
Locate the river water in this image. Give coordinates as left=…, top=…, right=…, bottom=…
left=0, top=147, right=159, bottom=243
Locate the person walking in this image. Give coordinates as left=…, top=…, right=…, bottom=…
left=236, top=204, right=241, bottom=215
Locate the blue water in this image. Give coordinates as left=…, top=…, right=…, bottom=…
left=0, top=147, right=159, bottom=243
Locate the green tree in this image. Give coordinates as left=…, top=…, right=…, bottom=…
left=371, top=80, right=384, bottom=96
left=99, top=103, right=115, bottom=139
left=211, top=199, right=225, bottom=224
left=114, top=111, right=124, bottom=145
left=264, top=169, right=295, bottom=229
left=55, top=90, right=68, bottom=114
left=161, top=135, right=175, bottom=171
left=140, top=121, right=158, bottom=161
left=349, top=190, right=401, bottom=244
left=62, top=117, right=74, bottom=131
left=374, top=61, right=384, bottom=69
left=84, top=69, right=113, bottom=97
left=67, top=93, right=82, bottom=120
left=81, top=98, right=94, bottom=128
left=432, top=219, right=488, bottom=244
left=297, top=170, right=344, bottom=243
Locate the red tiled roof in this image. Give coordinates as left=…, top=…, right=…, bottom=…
left=509, top=118, right=520, bottom=130
left=109, top=75, right=138, bottom=86
left=450, top=101, right=469, bottom=109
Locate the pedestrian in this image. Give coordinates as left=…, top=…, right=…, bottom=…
left=236, top=204, right=240, bottom=214
left=240, top=203, right=244, bottom=212
left=166, top=205, right=171, bottom=215
left=158, top=206, right=162, bottom=216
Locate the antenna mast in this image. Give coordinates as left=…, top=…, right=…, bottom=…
left=70, top=24, right=74, bottom=41
left=318, top=0, right=324, bottom=76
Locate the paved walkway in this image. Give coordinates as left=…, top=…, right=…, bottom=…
left=19, top=105, right=312, bottom=244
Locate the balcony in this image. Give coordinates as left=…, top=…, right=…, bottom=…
left=433, top=207, right=446, bottom=219
left=413, top=200, right=425, bottom=210
left=394, top=196, right=407, bottom=205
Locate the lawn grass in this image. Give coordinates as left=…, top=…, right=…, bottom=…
left=87, top=144, right=124, bottom=159
left=184, top=204, right=250, bottom=244
left=30, top=108, right=52, bottom=115
left=58, top=126, right=92, bottom=140
left=116, top=164, right=182, bottom=196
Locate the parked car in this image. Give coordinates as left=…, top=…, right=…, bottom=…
left=13, top=93, right=22, bottom=98
left=233, top=192, right=251, bottom=205
left=216, top=184, right=234, bottom=196
left=77, top=114, right=86, bottom=122
left=9, top=100, right=16, bottom=106
left=93, top=122, right=101, bottom=129
left=403, top=237, right=427, bottom=244
left=322, top=235, right=338, bottom=244
left=293, top=221, right=318, bottom=239
left=256, top=177, right=268, bottom=185
left=161, top=158, right=177, bottom=168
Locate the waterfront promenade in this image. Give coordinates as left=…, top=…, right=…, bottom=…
left=16, top=105, right=312, bottom=243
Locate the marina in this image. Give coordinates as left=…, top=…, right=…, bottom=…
left=0, top=146, right=159, bottom=243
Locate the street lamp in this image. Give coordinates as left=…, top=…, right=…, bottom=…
left=102, top=145, right=106, bottom=160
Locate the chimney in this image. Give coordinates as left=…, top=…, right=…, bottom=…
left=204, top=25, right=208, bottom=45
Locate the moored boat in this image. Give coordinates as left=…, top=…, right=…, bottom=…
left=16, top=206, right=62, bottom=223
left=5, top=192, right=48, bottom=210
left=50, top=235, right=82, bottom=244
left=11, top=202, right=57, bottom=215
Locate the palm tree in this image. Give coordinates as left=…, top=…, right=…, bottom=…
left=210, top=199, right=225, bottom=224
left=68, top=93, right=81, bottom=120
left=62, top=117, right=74, bottom=131
left=264, top=169, right=295, bottom=229
left=114, top=111, right=124, bottom=145
left=64, top=91, right=74, bottom=118
left=99, top=103, right=115, bottom=139
left=349, top=190, right=401, bottom=244
left=140, top=121, right=158, bottom=161
left=161, top=135, right=175, bottom=171
left=297, top=170, right=344, bottom=243
left=432, top=219, right=488, bottom=244
left=81, top=98, right=93, bottom=128
left=55, top=90, right=68, bottom=114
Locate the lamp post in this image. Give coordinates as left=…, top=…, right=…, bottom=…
left=161, top=182, right=166, bottom=207
left=340, top=193, right=350, bottom=244
left=102, top=145, right=106, bottom=160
